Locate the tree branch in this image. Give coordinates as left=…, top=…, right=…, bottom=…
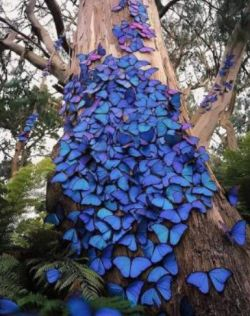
left=0, top=16, right=49, bottom=57
left=26, top=0, right=57, bottom=55
left=0, top=33, right=68, bottom=82
left=159, top=0, right=181, bottom=18
left=44, top=0, right=70, bottom=54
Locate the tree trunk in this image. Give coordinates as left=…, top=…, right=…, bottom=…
left=47, top=1, right=250, bottom=315
left=192, top=3, right=250, bottom=148
left=11, top=141, right=25, bottom=177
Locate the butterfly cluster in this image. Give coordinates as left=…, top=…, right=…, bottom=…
left=46, top=0, right=242, bottom=309
left=18, top=112, right=39, bottom=143
left=49, top=46, right=220, bottom=306
left=219, top=54, right=235, bottom=77
left=200, top=80, right=234, bottom=110
left=112, top=0, right=155, bottom=53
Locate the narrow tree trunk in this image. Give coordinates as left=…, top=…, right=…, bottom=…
left=192, top=3, right=250, bottom=148
left=11, top=141, right=25, bottom=177
left=47, top=1, right=250, bottom=315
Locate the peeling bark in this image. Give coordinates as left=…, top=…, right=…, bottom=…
left=47, top=1, right=250, bottom=315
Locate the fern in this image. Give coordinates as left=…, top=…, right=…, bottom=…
left=28, top=256, right=103, bottom=300
left=17, top=293, right=67, bottom=316
left=0, top=254, right=28, bottom=299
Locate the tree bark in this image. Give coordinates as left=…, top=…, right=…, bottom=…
left=47, top=1, right=250, bottom=315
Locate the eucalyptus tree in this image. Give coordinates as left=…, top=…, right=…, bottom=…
left=0, top=1, right=249, bottom=315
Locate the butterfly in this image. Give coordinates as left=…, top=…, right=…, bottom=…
left=44, top=213, right=62, bottom=226
left=46, top=268, right=61, bottom=284
left=141, top=275, right=173, bottom=306
left=113, top=256, right=151, bottom=278
left=0, top=299, right=19, bottom=315
left=186, top=268, right=232, bottom=294
left=151, top=223, right=188, bottom=246
left=227, top=186, right=239, bottom=207
left=89, top=246, right=113, bottom=276
left=143, top=240, right=173, bottom=263
left=67, top=297, right=92, bottom=316
left=63, top=228, right=78, bottom=243
left=224, top=220, right=247, bottom=246
left=107, top=281, right=144, bottom=305
left=118, top=233, right=137, bottom=251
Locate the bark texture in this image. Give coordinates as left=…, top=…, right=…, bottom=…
left=47, top=1, right=250, bottom=315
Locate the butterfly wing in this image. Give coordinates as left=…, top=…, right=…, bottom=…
left=227, top=186, right=239, bottom=207
left=141, top=288, right=161, bottom=307
left=208, top=268, right=232, bottom=293
left=177, top=203, right=192, bottom=221
left=113, top=256, right=131, bottom=278
left=46, top=268, right=61, bottom=284
left=156, top=275, right=172, bottom=301
left=229, top=220, right=247, bottom=246
left=170, top=224, right=188, bottom=246
left=151, top=224, right=169, bottom=243
left=119, top=233, right=137, bottom=251
left=163, top=252, right=178, bottom=276
left=90, top=257, right=105, bottom=276
left=126, top=281, right=144, bottom=305
left=148, top=267, right=168, bottom=282
left=130, top=257, right=151, bottom=278
left=151, top=244, right=173, bottom=264
left=0, top=299, right=19, bottom=315
left=186, top=272, right=209, bottom=294
left=160, top=210, right=181, bottom=223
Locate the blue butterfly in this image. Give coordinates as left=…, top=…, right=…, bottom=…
left=89, top=246, right=113, bottom=276
left=143, top=240, right=172, bottom=263
left=113, top=256, right=151, bottom=278
left=118, top=233, right=137, bottom=251
left=67, top=211, right=80, bottom=223
left=46, top=268, right=61, bottom=284
left=141, top=275, right=172, bottom=306
left=44, top=213, right=62, bottom=226
left=186, top=268, right=232, bottom=294
left=227, top=186, right=239, bottom=207
left=89, top=235, right=107, bottom=250
left=0, top=299, right=19, bottom=315
left=228, top=220, right=247, bottom=246
left=67, top=297, right=92, bottom=316
left=201, top=172, right=217, bottom=192
left=63, top=228, right=78, bottom=243
left=151, top=223, right=188, bottom=246
left=97, top=209, right=121, bottom=230
left=107, top=281, right=144, bottom=306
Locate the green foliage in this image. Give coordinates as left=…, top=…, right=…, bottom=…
left=17, top=293, right=67, bottom=316
left=28, top=256, right=103, bottom=300
left=90, top=296, right=144, bottom=315
left=216, top=132, right=250, bottom=215
left=7, top=158, right=54, bottom=216
left=0, top=159, right=54, bottom=251
left=0, top=254, right=28, bottom=299
left=0, top=76, right=61, bottom=178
